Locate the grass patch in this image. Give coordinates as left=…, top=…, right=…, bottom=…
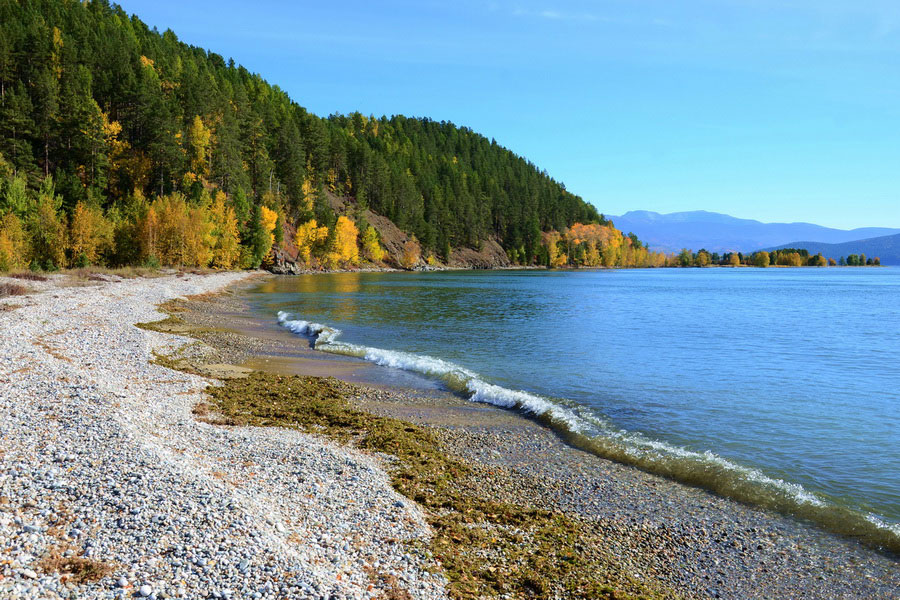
left=203, top=373, right=669, bottom=600
left=0, top=282, right=28, bottom=298
left=136, top=301, right=214, bottom=337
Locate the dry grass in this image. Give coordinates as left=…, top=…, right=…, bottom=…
left=38, top=546, right=114, bottom=583
left=176, top=266, right=215, bottom=277
left=66, top=266, right=166, bottom=281
left=32, top=332, right=72, bottom=363
left=0, top=282, right=29, bottom=298
left=7, top=271, right=48, bottom=281
left=366, top=569, right=415, bottom=600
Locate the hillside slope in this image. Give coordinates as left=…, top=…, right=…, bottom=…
left=0, top=0, right=602, bottom=269
left=609, top=210, right=900, bottom=253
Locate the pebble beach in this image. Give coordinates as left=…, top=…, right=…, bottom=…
left=0, top=272, right=445, bottom=600
left=1, top=271, right=898, bottom=600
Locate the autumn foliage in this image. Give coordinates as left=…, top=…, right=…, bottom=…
left=360, top=226, right=385, bottom=262
left=69, top=201, right=112, bottom=266
left=294, top=219, right=329, bottom=267
left=293, top=215, right=363, bottom=269
left=400, top=237, right=422, bottom=270
left=539, top=222, right=668, bottom=268
left=0, top=173, right=277, bottom=271
left=332, top=216, right=360, bottom=266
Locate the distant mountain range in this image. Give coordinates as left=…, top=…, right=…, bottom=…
left=767, top=234, right=900, bottom=265
left=608, top=210, right=900, bottom=256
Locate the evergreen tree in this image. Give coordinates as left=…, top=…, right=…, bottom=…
left=244, top=203, right=269, bottom=267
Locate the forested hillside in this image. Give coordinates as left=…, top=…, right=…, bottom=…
left=0, top=0, right=653, bottom=271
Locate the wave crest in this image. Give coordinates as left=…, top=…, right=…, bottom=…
left=275, top=310, right=900, bottom=552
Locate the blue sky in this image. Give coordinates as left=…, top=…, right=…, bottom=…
left=117, top=0, right=900, bottom=229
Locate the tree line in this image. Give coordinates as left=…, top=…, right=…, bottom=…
left=0, top=0, right=617, bottom=271
left=671, top=248, right=880, bottom=268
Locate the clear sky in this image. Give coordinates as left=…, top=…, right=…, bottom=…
left=117, top=0, right=900, bottom=229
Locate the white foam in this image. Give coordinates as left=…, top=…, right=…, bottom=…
left=274, top=311, right=841, bottom=518
left=276, top=311, right=340, bottom=345
left=358, top=346, right=476, bottom=382
left=865, top=513, right=900, bottom=537
left=466, top=379, right=586, bottom=433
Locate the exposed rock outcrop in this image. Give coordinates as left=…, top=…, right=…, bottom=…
left=266, top=192, right=513, bottom=273
left=447, top=239, right=511, bottom=269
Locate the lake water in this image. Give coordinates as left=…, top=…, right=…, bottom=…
left=246, top=267, right=900, bottom=551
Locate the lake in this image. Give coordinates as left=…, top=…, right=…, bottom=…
left=246, top=267, right=900, bottom=551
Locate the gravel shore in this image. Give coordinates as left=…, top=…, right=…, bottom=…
left=0, top=272, right=447, bottom=600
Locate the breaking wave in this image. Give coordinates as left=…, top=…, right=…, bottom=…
left=276, top=310, right=900, bottom=554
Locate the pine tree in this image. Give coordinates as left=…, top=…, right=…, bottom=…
left=245, top=204, right=269, bottom=268
left=0, top=83, right=34, bottom=175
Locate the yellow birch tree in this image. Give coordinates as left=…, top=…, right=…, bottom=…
left=0, top=213, right=29, bottom=271
left=360, top=225, right=385, bottom=262
left=294, top=219, right=329, bottom=267
left=260, top=206, right=278, bottom=248
left=69, top=201, right=112, bottom=265
left=183, top=204, right=214, bottom=267
left=188, top=115, right=212, bottom=177
left=333, top=216, right=359, bottom=265
left=209, top=192, right=241, bottom=269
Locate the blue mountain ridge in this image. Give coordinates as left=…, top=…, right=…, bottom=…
left=606, top=210, right=900, bottom=255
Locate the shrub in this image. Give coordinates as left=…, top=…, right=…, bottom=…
left=0, top=282, right=28, bottom=298
left=8, top=272, right=48, bottom=281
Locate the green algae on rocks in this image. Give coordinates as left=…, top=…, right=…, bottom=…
left=202, top=372, right=671, bottom=600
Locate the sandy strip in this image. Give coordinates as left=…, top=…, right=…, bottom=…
left=0, top=272, right=447, bottom=600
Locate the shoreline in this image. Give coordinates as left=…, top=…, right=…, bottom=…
left=175, top=274, right=897, bottom=598
left=1, top=271, right=897, bottom=599
left=227, top=270, right=900, bottom=553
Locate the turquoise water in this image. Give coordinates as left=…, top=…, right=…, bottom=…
left=248, top=268, right=900, bottom=551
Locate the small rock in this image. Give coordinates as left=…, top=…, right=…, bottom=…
left=139, top=584, right=153, bottom=597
